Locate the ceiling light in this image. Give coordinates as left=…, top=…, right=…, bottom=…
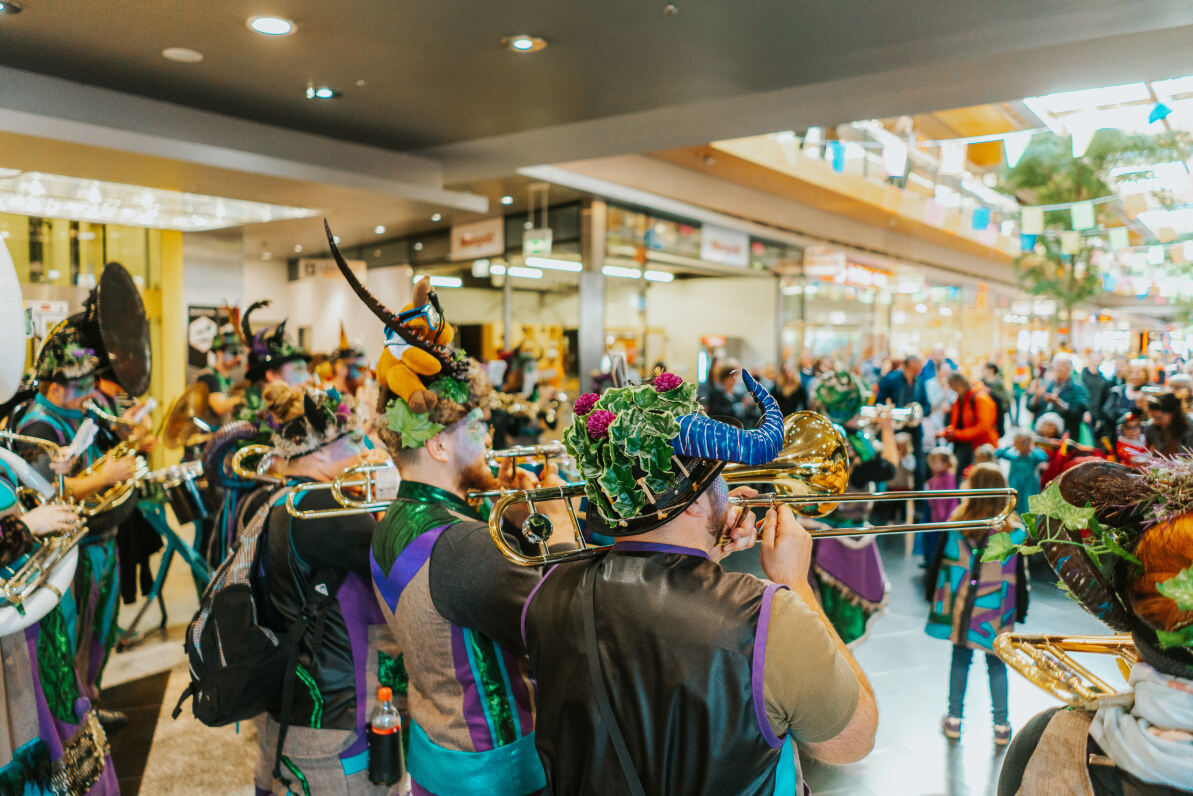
left=502, top=35, right=547, bottom=53
left=430, top=213, right=442, bottom=222
left=248, top=15, right=294, bottom=36
left=0, top=1, right=22, bottom=14
left=644, top=270, right=674, bottom=283
left=413, top=241, right=423, bottom=251
left=602, top=265, right=642, bottom=279
left=163, top=47, right=204, bottom=63
left=491, top=264, right=506, bottom=276
left=525, top=256, right=582, bottom=272
left=261, top=251, right=272, bottom=260
left=306, top=86, right=340, bottom=100
left=293, top=244, right=303, bottom=253
left=500, top=195, right=514, bottom=206
left=507, top=266, right=543, bottom=279
left=374, top=225, right=386, bottom=235
left=427, top=275, right=463, bottom=288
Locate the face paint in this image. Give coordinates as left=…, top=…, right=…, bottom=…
left=453, top=408, right=496, bottom=492
left=62, top=377, right=96, bottom=408
left=279, top=360, right=311, bottom=387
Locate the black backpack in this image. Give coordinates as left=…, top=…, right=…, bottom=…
left=173, top=486, right=345, bottom=782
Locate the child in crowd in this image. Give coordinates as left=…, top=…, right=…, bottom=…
left=1115, top=410, right=1150, bottom=467
left=963, top=443, right=997, bottom=479
left=926, top=447, right=959, bottom=522
left=1034, top=411, right=1074, bottom=484
left=995, top=430, right=1048, bottom=515
left=925, top=463, right=1026, bottom=747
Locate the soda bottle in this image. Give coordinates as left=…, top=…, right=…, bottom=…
left=367, top=686, right=403, bottom=785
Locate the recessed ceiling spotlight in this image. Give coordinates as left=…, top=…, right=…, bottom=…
left=247, top=15, right=294, bottom=36
left=374, top=225, right=386, bottom=235
left=413, top=241, right=423, bottom=251
left=163, top=47, right=204, bottom=63
left=305, top=86, right=340, bottom=100
left=500, top=195, right=514, bottom=206
left=501, top=34, right=547, bottom=53
left=261, top=251, right=273, bottom=260
left=430, top=213, right=442, bottom=222
left=0, top=1, right=23, bottom=15
left=293, top=244, right=303, bottom=253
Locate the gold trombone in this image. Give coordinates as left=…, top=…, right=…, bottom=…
left=858, top=402, right=923, bottom=429
left=994, top=632, right=1137, bottom=710
left=487, top=412, right=1018, bottom=567
left=230, top=444, right=286, bottom=486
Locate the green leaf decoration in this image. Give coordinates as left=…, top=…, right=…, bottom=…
left=1027, top=482, right=1070, bottom=521
left=633, top=388, right=660, bottom=409
left=1100, top=531, right=1141, bottom=567
left=982, top=533, right=1019, bottom=562
left=430, top=377, right=469, bottom=405
left=1057, top=501, right=1096, bottom=531
left=384, top=397, right=444, bottom=449
left=1157, top=564, right=1193, bottom=611
left=1156, top=624, right=1193, bottom=651
left=598, top=461, right=641, bottom=517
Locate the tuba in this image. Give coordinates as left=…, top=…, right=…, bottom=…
left=994, top=633, right=1137, bottom=710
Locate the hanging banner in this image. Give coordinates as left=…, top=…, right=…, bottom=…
left=450, top=217, right=505, bottom=261
left=700, top=224, right=749, bottom=267
left=1070, top=201, right=1095, bottom=231
left=1020, top=206, right=1044, bottom=235
left=1107, top=227, right=1130, bottom=251
left=1060, top=231, right=1081, bottom=254
left=939, top=141, right=966, bottom=175
left=971, top=206, right=991, bottom=231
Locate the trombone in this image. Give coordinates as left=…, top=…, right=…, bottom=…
left=858, top=402, right=922, bottom=429
left=487, top=411, right=1018, bottom=567
left=994, top=632, right=1137, bottom=710
left=230, top=444, right=286, bottom=486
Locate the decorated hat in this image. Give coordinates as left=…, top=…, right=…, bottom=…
left=257, top=383, right=361, bottom=458
left=210, top=322, right=244, bottom=354
left=985, top=459, right=1193, bottom=674
left=34, top=321, right=99, bottom=383
left=815, top=370, right=866, bottom=424
left=563, top=369, right=784, bottom=537
left=242, top=300, right=310, bottom=381
left=323, top=221, right=488, bottom=450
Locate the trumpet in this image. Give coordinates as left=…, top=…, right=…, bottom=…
left=487, top=412, right=1018, bottom=567
left=230, top=444, right=286, bottom=486
left=858, top=402, right=923, bottom=429
left=994, top=632, right=1137, bottom=710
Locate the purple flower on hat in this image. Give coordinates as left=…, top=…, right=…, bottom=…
left=653, top=372, right=682, bottom=392
left=586, top=410, right=616, bottom=439
left=573, top=393, right=600, bottom=416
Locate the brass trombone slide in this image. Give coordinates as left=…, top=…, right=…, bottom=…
left=487, top=485, right=1018, bottom=567
left=230, top=444, right=286, bottom=486
left=286, top=463, right=399, bottom=519
left=994, top=632, right=1137, bottom=710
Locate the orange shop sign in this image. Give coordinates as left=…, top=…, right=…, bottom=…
left=450, top=217, right=505, bottom=261
left=832, top=262, right=891, bottom=289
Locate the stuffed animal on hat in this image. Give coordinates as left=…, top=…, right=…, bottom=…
left=376, top=276, right=456, bottom=414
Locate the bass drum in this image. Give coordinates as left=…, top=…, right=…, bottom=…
left=0, top=543, right=79, bottom=637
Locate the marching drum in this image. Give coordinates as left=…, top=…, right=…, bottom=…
left=146, top=461, right=208, bottom=525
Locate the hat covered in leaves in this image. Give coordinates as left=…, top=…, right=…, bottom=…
left=814, top=370, right=866, bottom=424
left=35, top=322, right=99, bottom=383
left=256, top=383, right=361, bottom=458
left=984, top=459, right=1193, bottom=672
left=242, top=300, right=310, bottom=381
left=563, top=369, right=784, bottom=537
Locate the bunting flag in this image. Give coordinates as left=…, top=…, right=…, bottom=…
left=1003, top=131, right=1032, bottom=168
left=1107, top=227, right=1130, bottom=250
left=882, top=141, right=908, bottom=178
left=1148, top=246, right=1165, bottom=265
left=828, top=140, right=845, bottom=173
left=1070, top=200, right=1095, bottom=230
left=1020, top=233, right=1038, bottom=252
left=1185, top=241, right=1193, bottom=261
left=1149, top=102, right=1173, bottom=124
left=939, top=140, right=966, bottom=175
left=971, top=206, right=991, bottom=230
left=1156, top=226, right=1177, bottom=243
left=923, top=199, right=944, bottom=225
left=1071, top=124, right=1098, bottom=158
left=1020, top=206, right=1044, bottom=235
left=1124, top=193, right=1148, bottom=218
left=1060, top=230, right=1081, bottom=254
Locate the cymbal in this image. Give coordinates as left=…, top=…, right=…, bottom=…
left=163, top=381, right=211, bottom=449
left=96, top=262, right=152, bottom=396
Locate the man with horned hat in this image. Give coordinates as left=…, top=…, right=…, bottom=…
left=521, top=369, right=878, bottom=794
left=325, top=222, right=571, bottom=796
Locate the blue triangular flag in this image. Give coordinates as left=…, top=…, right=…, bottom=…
left=971, top=206, right=991, bottom=231
left=1020, top=233, right=1037, bottom=252
left=1149, top=102, right=1173, bottom=124
left=828, top=141, right=845, bottom=173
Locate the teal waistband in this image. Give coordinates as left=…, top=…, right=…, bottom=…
left=407, top=721, right=544, bottom=796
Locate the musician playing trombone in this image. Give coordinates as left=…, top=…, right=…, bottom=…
left=521, top=370, right=877, bottom=795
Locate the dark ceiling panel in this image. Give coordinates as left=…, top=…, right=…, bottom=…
left=0, top=0, right=1176, bottom=152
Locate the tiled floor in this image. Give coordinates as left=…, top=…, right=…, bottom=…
left=104, top=527, right=1116, bottom=795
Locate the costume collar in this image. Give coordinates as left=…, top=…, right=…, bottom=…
left=34, top=393, right=83, bottom=421
left=396, top=479, right=483, bottom=521
left=612, top=540, right=711, bottom=559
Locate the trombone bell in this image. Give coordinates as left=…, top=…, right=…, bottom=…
left=722, top=412, right=849, bottom=518
left=994, top=632, right=1137, bottom=710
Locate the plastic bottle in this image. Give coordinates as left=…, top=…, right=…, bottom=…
left=367, top=686, right=403, bottom=785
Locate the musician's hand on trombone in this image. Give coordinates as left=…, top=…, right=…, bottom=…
left=757, top=504, right=813, bottom=590
left=49, top=449, right=77, bottom=476
left=22, top=503, right=80, bottom=537
left=710, top=486, right=759, bottom=563
left=98, top=454, right=137, bottom=487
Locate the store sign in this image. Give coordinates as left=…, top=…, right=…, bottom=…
left=833, top=262, right=891, bottom=289
left=522, top=227, right=553, bottom=257
left=803, top=246, right=847, bottom=277
left=701, top=335, right=727, bottom=347
left=299, top=258, right=366, bottom=280
left=700, top=224, right=749, bottom=267
left=451, top=218, right=505, bottom=261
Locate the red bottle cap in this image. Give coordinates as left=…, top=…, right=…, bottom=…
left=377, top=686, right=392, bottom=702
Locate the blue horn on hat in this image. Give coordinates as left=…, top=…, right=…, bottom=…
left=671, top=369, right=784, bottom=465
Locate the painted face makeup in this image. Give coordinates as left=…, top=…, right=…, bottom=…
left=279, top=360, right=311, bottom=387
left=62, top=377, right=96, bottom=407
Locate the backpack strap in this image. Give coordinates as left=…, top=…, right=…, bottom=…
left=270, top=501, right=350, bottom=790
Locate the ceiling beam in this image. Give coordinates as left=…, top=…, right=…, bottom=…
left=0, top=66, right=488, bottom=213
